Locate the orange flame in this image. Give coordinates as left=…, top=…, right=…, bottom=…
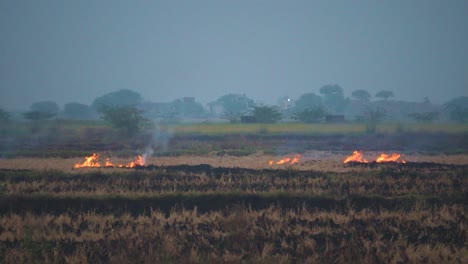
left=276, top=157, right=291, bottom=165
left=343, top=151, right=368, bottom=163
left=125, top=155, right=144, bottom=168
left=343, top=151, right=405, bottom=163
left=74, top=153, right=101, bottom=168
left=375, top=153, right=404, bottom=163
left=269, top=154, right=301, bottom=165
left=105, top=158, right=115, bottom=168
left=290, top=154, right=301, bottom=164
left=74, top=154, right=145, bottom=168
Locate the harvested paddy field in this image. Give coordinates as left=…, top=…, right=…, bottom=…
left=0, top=152, right=467, bottom=263
left=1, top=124, right=467, bottom=262
left=1, top=151, right=468, bottom=172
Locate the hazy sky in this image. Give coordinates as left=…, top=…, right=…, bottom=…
left=1, top=0, right=467, bottom=110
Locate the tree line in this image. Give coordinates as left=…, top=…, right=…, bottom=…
left=1, top=85, right=467, bottom=130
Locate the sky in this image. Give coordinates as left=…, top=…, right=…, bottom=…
left=1, top=0, right=467, bottom=110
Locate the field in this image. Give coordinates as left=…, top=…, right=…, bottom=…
left=0, top=121, right=467, bottom=263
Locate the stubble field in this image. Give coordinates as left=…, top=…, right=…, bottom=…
left=0, top=123, right=467, bottom=263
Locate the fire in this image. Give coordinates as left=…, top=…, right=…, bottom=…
left=125, top=155, right=144, bottom=168
left=74, top=153, right=101, bottom=168
left=343, top=151, right=368, bottom=163
left=343, top=151, right=405, bottom=163
left=74, top=154, right=145, bottom=169
left=276, top=157, right=291, bottom=165
left=105, top=158, right=115, bottom=167
left=269, top=154, right=301, bottom=165
left=375, top=153, right=405, bottom=163
left=290, top=154, right=301, bottom=164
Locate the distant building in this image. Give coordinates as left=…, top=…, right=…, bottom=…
left=208, top=101, right=224, bottom=116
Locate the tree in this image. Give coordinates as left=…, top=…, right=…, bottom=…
left=97, top=105, right=151, bottom=136
left=351, top=89, right=371, bottom=101
left=216, top=94, right=255, bottom=115
left=251, top=106, right=282, bottom=123
left=319, top=84, right=347, bottom=114
left=23, top=101, right=59, bottom=121
left=408, top=112, right=439, bottom=123
left=223, top=112, right=242, bottom=124
left=22, top=111, right=56, bottom=121
left=292, top=107, right=326, bottom=123
left=375, top=90, right=394, bottom=100
left=355, top=107, right=386, bottom=133
left=0, top=108, right=10, bottom=122
left=31, top=101, right=60, bottom=115
left=293, top=93, right=322, bottom=112
left=63, top=102, right=93, bottom=120
left=444, top=96, right=468, bottom=123
left=92, top=89, right=142, bottom=110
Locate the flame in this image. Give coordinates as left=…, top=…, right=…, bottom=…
left=105, top=158, right=115, bottom=168
left=74, top=153, right=101, bottom=168
left=74, top=154, right=145, bottom=169
left=268, top=154, right=301, bottom=165
left=376, top=153, right=402, bottom=163
left=290, top=154, right=301, bottom=164
left=276, top=157, right=291, bottom=165
left=343, top=151, right=368, bottom=163
left=344, top=151, right=405, bottom=163
left=125, top=155, right=144, bottom=168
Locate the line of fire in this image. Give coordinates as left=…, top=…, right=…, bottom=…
left=74, top=151, right=406, bottom=169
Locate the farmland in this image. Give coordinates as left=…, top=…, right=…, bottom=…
left=0, top=121, right=467, bottom=263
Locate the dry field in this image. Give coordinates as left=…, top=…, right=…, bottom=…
left=0, top=151, right=467, bottom=263
left=1, top=151, right=468, bottom=172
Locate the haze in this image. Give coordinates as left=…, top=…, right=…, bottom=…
left=1, top=0, right=467, bottom=110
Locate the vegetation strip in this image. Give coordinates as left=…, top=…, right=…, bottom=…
left=1, top=193, right=464, bottom=215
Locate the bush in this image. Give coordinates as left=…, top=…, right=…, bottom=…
left=444, top=96, right=468, bottom=123
left=0, top=108, right=10, bottom=122
left=292, top=107, right=326, bottom=123
left=251, top=106, right=282, bottom=123
left=355, top=107, right=386, bottom=133
left=97, top=105, right=152, bottom=136
left=408, top=112, right=439, bottom=123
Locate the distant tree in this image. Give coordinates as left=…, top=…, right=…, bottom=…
left=351, top=89, right=371, bottom=101
left=292, top=107, right=326, bottom=123
left=444, top=96, right=468, bottom=123
left=63, top=102, right=92, bottom=120
left=294, top=93, right=322, bottom=112
left=251, top=106, right=282, bottom=123
left=92, top=89, right=142, bottom=110
left=375, top=90, right=394, bottom=100
left=0, top=108, right=10, bottom=122
left=97, top=105, right=151, bottom=136
left=22, top=111, right=56, bottom=121
left=217, top=94, right=255, bottom=115
left=408, top=112, right=439, bottom=123
left=355, top=107, right=386, bottom=133
left=319, top=84, right=347, bottom=114
left=223, top=112, right=242, bottom=124
left=277, top=96, right=292, bottom=110
left=23, top=101, right=59, bottom=121
left=31, top=101, right=60, bottom=115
